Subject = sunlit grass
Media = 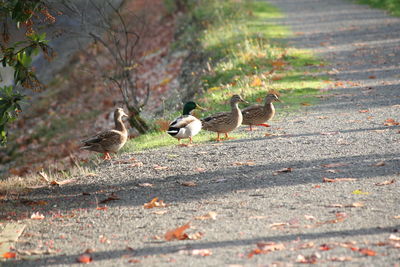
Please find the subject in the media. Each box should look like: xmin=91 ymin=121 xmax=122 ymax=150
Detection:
xmin=358 ymin=0 xmax=400 ymax=16
xmin=122 ymin=130 xmax=245 ymax=153
xmin=123 ymin=0 xmax=328 ymax=153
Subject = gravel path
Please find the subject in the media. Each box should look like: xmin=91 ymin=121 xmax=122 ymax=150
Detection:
xmin=4 ymin=0 xmax=400 ymax=266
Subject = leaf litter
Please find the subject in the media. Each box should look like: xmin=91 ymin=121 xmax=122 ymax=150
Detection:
xmin=143 ymin=197 xmax=167 ymax=209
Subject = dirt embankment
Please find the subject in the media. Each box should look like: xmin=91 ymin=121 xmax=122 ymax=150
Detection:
xmin=0 ymin=0 xmax=205 ymax=178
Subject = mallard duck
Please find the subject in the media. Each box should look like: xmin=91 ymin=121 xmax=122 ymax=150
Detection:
xmin=242 ymin=93 xmax=280 ymax=131
xmin=201 ymin=94 xmax=247 ymax=141
xmin=81 ymin=108 xmax=128 ymax=160
xmin=167 ymin=101 xmax=204 ymax=146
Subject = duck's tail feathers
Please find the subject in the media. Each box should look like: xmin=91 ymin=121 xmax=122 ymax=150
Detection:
xmin=167 ymin=127 xmax=179 ymax=136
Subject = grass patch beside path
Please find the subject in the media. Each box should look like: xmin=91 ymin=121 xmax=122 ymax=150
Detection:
xmin=123 ymin=0 xmax=328 ymax=153
xmin=357 ymin=0 xmax=400 ymax=16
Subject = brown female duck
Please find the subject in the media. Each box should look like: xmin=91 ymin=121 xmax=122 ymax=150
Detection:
xmin=81 ymin=108 xmax=128 ymax=160
xmin=242 ymin=93 xmax=280 ymax=131
xmin=201 ymin=94 xmax=247 ymax=141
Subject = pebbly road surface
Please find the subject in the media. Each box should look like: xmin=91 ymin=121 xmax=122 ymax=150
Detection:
xmin=4 ymin=0 xmax=400 ymax=266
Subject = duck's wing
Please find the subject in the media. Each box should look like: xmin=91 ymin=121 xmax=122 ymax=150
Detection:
xmin=169 ymin=115 xmax=198 ymax=129
xmin=241 ymin=105 xmax=263 ymax=115
xmin=81 ymin=130 xmax=121 ymax=146
xmin=201 ymin=112 xmax=230 ymax=123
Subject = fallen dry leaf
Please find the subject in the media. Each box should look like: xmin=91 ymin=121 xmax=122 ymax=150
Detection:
xmin=99 ymin=193 xmax=120 ymax=204
xmin=384 ymin=118 xmax=400 ymax=126
xmin=130 ymin=162 xmax=144 ymax=167
xmin=2 ymin=252 xmax=16 ymax=259
xmin=153 ymin=165 xmax=168 ymax=170
xmin=180 ymin=181 xmax=197 ymax=187
xmin=375 ymin=179 xmax=395 ymax=186
xmin=272 ymin=167 xmax=292 ymax=175
xmin=31 ymin=212 xmax=45 ymax=220
xmin=301 ymin=102 xmax=311 ymax=106
xmin=187 ymin=232 xmax=204 ymax=240
xmin=143 ymin=197 xmax=166 ymax=209
xmin=190 ymin=249 xmax=212 ymax=256
xmin=232 ymin=161 xmax=255 ymax=166
xmin=247 ymin=242 xmax=285 ymax=258
xmin=269 ymin=222 xmax=288 ymax=229
xmin=250 ymin=76 xmax=262 ymax=87
xmin=352 ymin=189 xmax=369 ymax=195
xmin=389 ymin=234 xmax=400 ymax=241
xmin=152 ymin=210 xmax=168 ymax=215
xmin=373 ymin=161 xmax=385 ymax=167
xmin=296 ymin=253 xmax=321 ymax=264
xmin=138 ymin=183 xmax=153 ymax=187
xmin=165 ymin=223 xmax=190 ymax=241
xmin=322 ymin=163 xmax=347 ymax=168
xmin=318 ymin=244 xmax=331 ymax=251
xmin=127 ymin=259 xmax=141 ymax=263
xmin=358 ymin=248 xmax=376 ymax=256
xmin=195 ymin=212 xmax=217 ymax=221
xmin=297 ymin=242 xmax=315 ymax=249
xmin=304 ymin=215 xmax=316 ymax=221
xmin=17 ymin=248 xmax=58 ymax=256
xmin=323 ymin=177 xmax=357 ymax=183
xmin=50 ymin=179 xmax=76 ymax=186
xmin=328 ymin=256 xmax=352 ymax=262
xmin=76 ymin=253 xmax=93 ymax=263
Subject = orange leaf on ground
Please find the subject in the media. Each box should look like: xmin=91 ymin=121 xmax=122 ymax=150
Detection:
xmin=165 ymin=223 xmax=190 ymax=241
xmin=384 ymin=118 xmax=400 ymax=126
xmin=77 ymin=253 xmax=93 ymax=263
xmin=319 ymin=244 xmax=331 ymax=251
xmin=2 ymin=252 xmax=16 ymax=259
xmin=358 ymin=248 xmax=377 ymax=256
xmin=375 ymin=179 xmax=395 ymax=186
xmin=271 ymin=60 xmax=286 ymax=68
xmin=250 ymin=76 xmax=262 ymax=87
xmin=143 ymin=197 xmax=166 ymax=209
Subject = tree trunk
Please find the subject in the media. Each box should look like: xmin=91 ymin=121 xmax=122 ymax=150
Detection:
xmin=127 ymin=106 xmax=149 ymax=134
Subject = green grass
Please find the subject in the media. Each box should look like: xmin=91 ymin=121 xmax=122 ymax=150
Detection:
xmin=123 ymin=0 xmax=328 ymax=153
xmin=357 ymin=0 xmax=400 ymax=16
